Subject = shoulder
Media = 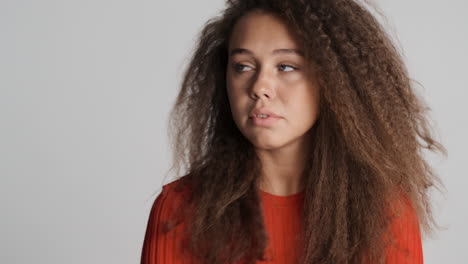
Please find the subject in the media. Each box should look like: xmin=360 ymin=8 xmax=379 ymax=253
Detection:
xmin=162 ymin=176 xmax=190 ymax=193
xmin=388 ymin=191 xmax=419 ymax=227
xmin=162 ymin=176 xmax=192 ymax=203
xmin=384 ymin=191 xmax=424 ymax=263
xmin=150 ymin=176 xmax=193 ymax=222
xmin=141 ymin=176 xmax=194 ymax=263
xmin=385 ymin=190 xmax=421 ymax=238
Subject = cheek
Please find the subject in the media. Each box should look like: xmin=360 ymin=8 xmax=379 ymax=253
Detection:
xmin=226 ymin=85 xmax=246 ymax=120
xmin=286 ymin=85 xmax=320 ymax=121
xmin=226 ymin=79 xmax=238 ymax=103
xmin=227 ymin=85 xmax=240 ymax=106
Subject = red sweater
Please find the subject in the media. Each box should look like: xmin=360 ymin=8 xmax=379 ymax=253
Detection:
xmin=141 ymin=180 xmax=423 ymax=263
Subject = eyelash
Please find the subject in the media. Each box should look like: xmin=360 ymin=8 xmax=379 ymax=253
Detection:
xmin=233 ymin=63 xmax=298 ymax=73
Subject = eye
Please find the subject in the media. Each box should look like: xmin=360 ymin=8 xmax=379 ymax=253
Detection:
xmin=278 ymin=64 xmax=297 ymax=72
xmin=233 ymin=63 xmax=254 ymax=73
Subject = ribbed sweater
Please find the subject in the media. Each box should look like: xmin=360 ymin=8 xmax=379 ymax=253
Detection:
xmin=141 ymin=180 xmax=423 ymax=263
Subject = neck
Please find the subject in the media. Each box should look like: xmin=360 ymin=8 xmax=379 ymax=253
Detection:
xmin=255 ymin=134 xmax=311 ymax=196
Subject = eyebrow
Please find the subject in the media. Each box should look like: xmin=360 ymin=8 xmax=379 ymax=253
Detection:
xmin=229 ymin=48 xmax=304 ymax=57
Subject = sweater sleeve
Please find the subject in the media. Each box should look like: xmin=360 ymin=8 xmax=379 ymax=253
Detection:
xmin=385 ymin=196 xmax=424 ymax=264
xmin=141 ymin=188 xmax=166 ymax=264
xmin=140 ymin=184 xmax=192 ymax=264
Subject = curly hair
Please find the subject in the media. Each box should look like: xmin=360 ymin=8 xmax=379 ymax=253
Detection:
xmin=158 ymin=0 xmax=447 ymax=263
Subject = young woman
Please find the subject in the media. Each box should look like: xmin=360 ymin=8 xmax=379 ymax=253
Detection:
xmin=141 ymin=0 xmax=447 ymax=263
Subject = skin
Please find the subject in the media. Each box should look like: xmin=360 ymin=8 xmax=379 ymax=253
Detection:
xmin=226 ymin=10 xmax=321 ymax=196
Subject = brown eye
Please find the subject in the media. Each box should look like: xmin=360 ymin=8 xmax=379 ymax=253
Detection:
xmin=233 ymin=63 xmax=253 ymax=73
xmin=278 ymin=64 xmax=297 ymax=72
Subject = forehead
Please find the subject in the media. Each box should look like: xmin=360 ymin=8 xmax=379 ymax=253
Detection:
xmin=228 ymin=11 xmax=301 ymax=53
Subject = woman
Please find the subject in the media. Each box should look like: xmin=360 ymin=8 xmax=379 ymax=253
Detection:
xmin=141 ymin=0 xmax=447 ymax=263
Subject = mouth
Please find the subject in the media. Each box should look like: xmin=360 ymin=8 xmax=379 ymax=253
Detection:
xmin=249 ymin=115 xmax=281 ymax=127
xmin=249 ymin=108 xmax=281 ymax=119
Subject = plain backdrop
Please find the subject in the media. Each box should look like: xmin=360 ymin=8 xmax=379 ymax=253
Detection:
xmin=1 ymin=0 xmax=466 ymax=263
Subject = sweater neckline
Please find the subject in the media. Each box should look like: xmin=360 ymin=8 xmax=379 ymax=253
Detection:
xmin=258 ymin=188 xmax=305 ymax=206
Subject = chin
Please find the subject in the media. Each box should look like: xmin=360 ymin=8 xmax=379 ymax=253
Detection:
xmin=250 ymin=138 xmax=286 ymax=151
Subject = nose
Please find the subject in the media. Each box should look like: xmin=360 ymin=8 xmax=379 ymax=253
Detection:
xmin=249 ymin=67 xmax=276 ymax=101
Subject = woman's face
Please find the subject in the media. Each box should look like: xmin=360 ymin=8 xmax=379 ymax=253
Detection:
xmin=226 ymin=10 xmax=321 ymax=152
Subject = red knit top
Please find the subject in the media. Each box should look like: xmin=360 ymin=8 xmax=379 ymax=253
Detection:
xmin=141 ymin=179 xmax=423 ymax=263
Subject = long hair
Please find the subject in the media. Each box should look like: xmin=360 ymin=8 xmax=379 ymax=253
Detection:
xmin=160 ymin=0 xmax=447 ymax=263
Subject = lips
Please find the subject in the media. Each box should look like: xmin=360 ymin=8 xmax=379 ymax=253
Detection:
xmin=249 ymin=108 xmax=281 ymax=119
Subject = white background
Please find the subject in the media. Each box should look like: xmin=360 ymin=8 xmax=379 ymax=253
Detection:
xmin=1 ymin=0 xmax=466 ymax=263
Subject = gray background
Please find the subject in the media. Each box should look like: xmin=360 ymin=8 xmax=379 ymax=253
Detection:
xmin=1 ymin=0 xmax=466 ymax=263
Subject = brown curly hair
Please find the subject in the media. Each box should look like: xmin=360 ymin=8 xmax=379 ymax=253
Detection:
xmin=157 ymin=0 xmax=447 ymax=263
